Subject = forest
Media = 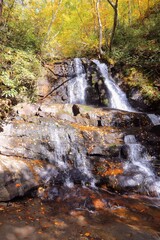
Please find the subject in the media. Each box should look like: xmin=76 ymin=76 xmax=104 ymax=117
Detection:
xmin=0 ymin=0 xmax=160 ymax=112
xmin=0 ymin=2 xmax=160 ymax=239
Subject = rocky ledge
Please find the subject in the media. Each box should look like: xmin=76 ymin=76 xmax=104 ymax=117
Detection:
xmin=0 ymin=102 xmax=159 ymax=201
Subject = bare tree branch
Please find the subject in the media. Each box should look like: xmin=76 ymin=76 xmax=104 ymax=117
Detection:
xmin=95 ymin=0 xmax=103 ymax=56
xmin=42 ymin=0 xmax=63 ymax=47
xmin=106 ymin=0 xmax=115 ymax=9
xmin=106 ymin=0 xmax=118 ymax=52
xmin=40 ymin=65 xmax=77 ymax=101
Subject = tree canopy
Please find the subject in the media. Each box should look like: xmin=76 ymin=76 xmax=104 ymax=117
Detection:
xmin=0 ymin=0 xmax=159 ymax=58
xmin=0 ymin=0 xmax=159 ymax=105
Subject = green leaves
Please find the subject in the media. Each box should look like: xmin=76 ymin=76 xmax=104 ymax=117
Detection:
xmin=0 ymin=45 xmax=40 ymax=102
xmin=2 ymin=89 xmax=18 ymax=98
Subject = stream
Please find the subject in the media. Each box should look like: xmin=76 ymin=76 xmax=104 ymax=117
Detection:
xmin=0 ymin=58 xmax=160 ymax=240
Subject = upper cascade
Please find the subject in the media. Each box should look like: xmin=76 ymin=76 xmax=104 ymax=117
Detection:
xmin=92 ymin=59 xmax=134 ymax=112
xmin=68 ymin=58 xmax=87 ymax=104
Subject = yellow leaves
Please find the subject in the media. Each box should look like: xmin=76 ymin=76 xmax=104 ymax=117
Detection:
xmin=96 ymin=161 xmax=123 ymax=177
xmin=2 ymin=0 xmax=159 ymax=58
xmin=53 ymin=220 xmax=67 ymax=229
xmin=102 ymin=168 xmax=123 ymax=176
xmin=84 ymin=232 xmax=91 ymax=237
xmin=93 ymin=199 xmax=105 ymax=210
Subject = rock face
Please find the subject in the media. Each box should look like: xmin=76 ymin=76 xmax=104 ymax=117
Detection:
xmin=40 ymin=59 xmax=109 ymax=106
xmin=110 ymin=64 xmax=160 ymax=113
xmin=0 ymin=156 xmax=41 ymax=201
xmin=0 ymin=58 xmax=160 ymax=201
xmin=0 ymin=101 xmax=159 ymax=201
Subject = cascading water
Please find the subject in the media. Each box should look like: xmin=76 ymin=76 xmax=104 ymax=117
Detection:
xmin=90 ymin=60 xmax=160 ymax=195
xmin=93 ymin=60 xmax=134 ymax=112
xmin=37 ymin=122 xmax=96 ymax=188
xmin=69 ymin=58 xmax=87 ymax=104
xmin=147 ymin=113 xmax=160 ymax=125
xmin=119 ymin=135 xmax=160 ymax=196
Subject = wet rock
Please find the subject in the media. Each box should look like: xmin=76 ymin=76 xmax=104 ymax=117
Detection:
xmin=150 ymin=125 xmax=160 ymax=137
xmin=0 ymin=103 xmax=126 ymax=200
xmin=38 ymin=59 xmax=110 ymax=106
xmin=69 ymin=169 xmax=85 ymax=184
xmin=120 ymin=145 xmax=129 ymax=159
xmin=0 ymin=101 xmax=160 ymax=200
xmin=0 ymin=156 xmax=40 ymax=201
xmin=72 ymin=104 xmax=80 ymax=116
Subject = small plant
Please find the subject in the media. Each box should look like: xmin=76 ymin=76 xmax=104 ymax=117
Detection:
xmin=0 ymin=45 xmax=41 ymax=102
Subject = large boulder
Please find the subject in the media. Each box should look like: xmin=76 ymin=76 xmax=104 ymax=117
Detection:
xmin=0 ymin=156 xmax=41 ymax=201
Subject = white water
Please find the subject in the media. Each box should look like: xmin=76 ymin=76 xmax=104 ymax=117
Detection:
xmin=120 ymin=135 xmax=160 ymax=195
xmin=147 ymin=114 xmax=160 ymax=125
xmin=39 ymin=123 xmax=96 ymax=188
xmin=69 ymin=58 xmax=87 ymax=104
xmin=93 ymin=60 xmax=134 ymax=112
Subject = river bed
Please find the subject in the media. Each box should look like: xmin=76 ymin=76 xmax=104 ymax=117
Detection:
xmin=0 ymin=187 xmax=160 ymax=240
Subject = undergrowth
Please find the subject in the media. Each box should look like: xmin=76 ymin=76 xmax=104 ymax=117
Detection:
xmin=108 ymin=3 xmax=160 ymax=103
xmin=0 ymin=45 xmax=41 ymax=103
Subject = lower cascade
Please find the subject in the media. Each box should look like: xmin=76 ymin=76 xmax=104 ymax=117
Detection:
xmin=119 ymin=135 xmax=160 ymax=195
xmin=147 ymin=113 xmax=160 ymax=125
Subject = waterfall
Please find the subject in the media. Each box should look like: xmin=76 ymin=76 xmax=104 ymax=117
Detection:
xmin=120 ymin=135 xmax=160 ymax=195
xmin=147 ymin=113 xmax=160 ymax=125
xmin=38 ymin=123 xmax=96 ymax=188
xmin=69 ymin=58 xmax=87 ymax=104
xmin=93 ymin=60 xmax=134 ymax=112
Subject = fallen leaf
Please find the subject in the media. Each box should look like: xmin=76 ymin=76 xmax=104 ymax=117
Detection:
xmin=16 ymin=183 xmax=22 ymax=188
xmin=85 ymin=232 xmax=91 ymax=237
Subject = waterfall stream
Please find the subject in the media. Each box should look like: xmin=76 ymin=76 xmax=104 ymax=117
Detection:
xmin=92 ymin=59 xmax=134 ymax=112
xmin=1 ymin=58 xmax=160 ymax=240
xmin=147 ymin=113 xmax=160 ymax=125
xmin=67 ymin=58 xmax=160 ymax=195
xmin=120 ymin=135 xmax=160 ymax=195
xmin=69 ymin=58 xmax=87 ymax=104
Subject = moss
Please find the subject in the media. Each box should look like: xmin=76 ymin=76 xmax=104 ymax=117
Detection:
xmin=0 ymin=99 xmax=12 ymax=120
xmin=102 ymin=99 xmax=109 ymax=106
xmin=123 ymin=69 xmax=160 ymax=103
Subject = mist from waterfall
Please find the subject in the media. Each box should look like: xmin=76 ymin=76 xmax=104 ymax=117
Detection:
xmin=93 ymin=60 xmax=134 ymax=112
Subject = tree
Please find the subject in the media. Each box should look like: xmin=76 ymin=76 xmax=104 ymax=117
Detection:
xmin=95 ymin=0 xmax=103 ymax=56
xmin=42 ymin=0 xmax=63 ymax=48
xmin=128 ymin=0 xmax=132 ymax=25
xmin=106 ymin=0 xmax=118 ymax=52
xmin=0 ymin=0 xmax=3 ymax=19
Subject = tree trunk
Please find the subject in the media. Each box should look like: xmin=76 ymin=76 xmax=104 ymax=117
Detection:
xmin=4 ymin=0 xmax=15 ymax=27
xmin=42 ymin=0 xmax=63 ymax=47
xmin=147 ymin=0 xmax=150 ymax=12
xmin=0 ymin=0 xmax=3 ymax=19
xmin=95 ymin=0 xmax=103 ymax=56
xmin=107 ymin=0 xmax=118 ymax=53
xmin=128 ymin=0 xmax=132 ymax=25
xmin=137 ymin=0 xmax=142 ymax=19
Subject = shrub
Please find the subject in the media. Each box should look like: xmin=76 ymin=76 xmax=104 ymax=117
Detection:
xmin=0 ymin=45 xmax=41 ymax=102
